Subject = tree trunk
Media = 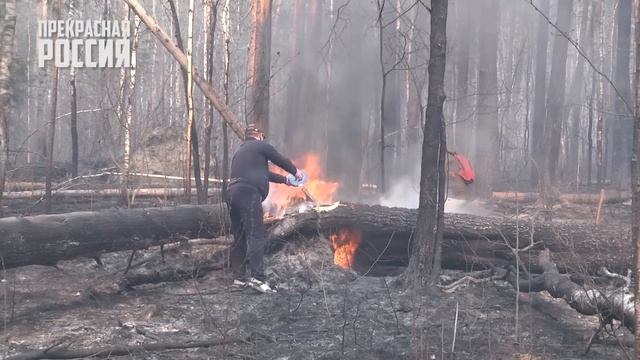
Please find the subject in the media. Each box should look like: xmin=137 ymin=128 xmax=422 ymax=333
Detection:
xmin=452 ymin=0 xmax=471 ymax=155
xmin=69 ymin=68 xmax=78 ymax=178
xmin=632 ymin=0 xmax=640 ymax=351
xmin=246 ymin=0 xmax=272 ymax=133
xmin=122 ymin=15 xmax=141 ymax=207
xmin=0 ymin=0 xmax=17 ymax=210
xmin=221 ymin=0 xmax=232 ymax=198
xmin=123 ymin=0 xmax=245 ymax=139
xmin=540 ymin=0 xmax=572 ymax=208
xmin=611 ymin=0 xmax=633 ymax=185
xmin=566 ymin=1 xmax=590 ymax=185
xmin=68 ymin=0 xmax=79 ymax=179
xmin=474 ymin=0 xmax=499 ymax=197
xmin=530 ymin=0 xmax=549 ymax=187
xmin=0 ymin=204 xmax=229 ymax=268
xmin=405 ymin=0 xmax=448 ymax=288
xmin=45 ymin=0 xmax=62 ymax=213
xmin=202 ymin=0 xmax=218 ymax=205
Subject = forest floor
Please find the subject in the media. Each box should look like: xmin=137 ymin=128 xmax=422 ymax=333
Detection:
xmin=0 ymin=198 xmax=633 ymax=359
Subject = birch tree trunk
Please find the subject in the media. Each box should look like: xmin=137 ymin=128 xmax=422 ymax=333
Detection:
xmin=184 ymin=0 xmax=195 ymax=203
xmin=0 ymin=0 xmax=17 ymax=209
xmin=69 ymin=0 xmax=78 ymax=178
xmin=540 ymin=0 xmax=572 ymax=209
xmin=222 ymin=0 xmax=232 ymax=197
xmin=246 ymin=0 xmax=272 ymax=133
xmin=406 ymin=0 xmax=448 ymax=288
xmin=45 ymin=0 xmax=62 ymax=213
xmin=202 ymin=0 xmax=218 ymax=204
xmin=123 ymin=14 xmax=141 ymax=207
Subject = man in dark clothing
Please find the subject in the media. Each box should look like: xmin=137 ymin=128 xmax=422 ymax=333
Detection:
xmin=227 ymin=124 xmax=302 ymax=293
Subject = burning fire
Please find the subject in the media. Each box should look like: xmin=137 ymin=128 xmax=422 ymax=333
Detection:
xmin=265 ymin=154 xmax=339 ymax=217
xmin=330 ymin=228 xmax=362 ymax=269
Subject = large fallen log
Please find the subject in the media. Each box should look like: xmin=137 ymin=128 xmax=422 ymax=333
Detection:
xmin=2 ymin=187 xmax=220 ymax=200
xmin=265 ymin=204 xmax=631 ymax=274
xmin=0 ymin=203 xmax=629 ymax=274
xmin=492 ymin=190 xmax=630 ymax=204
xmin=0 ymin=204 xmax=228 ymax=268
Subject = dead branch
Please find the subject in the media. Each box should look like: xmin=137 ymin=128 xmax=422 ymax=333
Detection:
xmin=5 ymin=333 xmax=254 ymax=360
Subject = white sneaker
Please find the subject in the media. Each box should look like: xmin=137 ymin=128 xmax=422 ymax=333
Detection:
xmin=246 ymin=277 xmax=277 ymax=293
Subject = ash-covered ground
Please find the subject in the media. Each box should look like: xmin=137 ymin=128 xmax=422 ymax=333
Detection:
xmin=0 ymin=215 xmax=631 ymax=360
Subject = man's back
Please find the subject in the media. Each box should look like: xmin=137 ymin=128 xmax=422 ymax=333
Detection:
xmin=230 ymin=139 xmax=296 ymax=199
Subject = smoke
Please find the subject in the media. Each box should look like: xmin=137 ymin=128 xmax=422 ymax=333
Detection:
xmin=378 ymin=175 xmax=490 ymax=216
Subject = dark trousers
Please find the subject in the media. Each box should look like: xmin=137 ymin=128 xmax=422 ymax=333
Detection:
xmin=227 ymin=184 xmax=266 ymax=281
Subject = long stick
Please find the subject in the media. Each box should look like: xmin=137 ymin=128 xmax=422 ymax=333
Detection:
xmin=122 ymin=0 xmax=245 ymax=139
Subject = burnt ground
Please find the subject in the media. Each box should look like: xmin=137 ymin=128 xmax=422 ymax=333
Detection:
xmin=0 ymin=198 xmax=634 ymax=359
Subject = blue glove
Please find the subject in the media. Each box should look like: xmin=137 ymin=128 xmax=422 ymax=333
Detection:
xmin=286 ymin=170 xmax=308 ymax=187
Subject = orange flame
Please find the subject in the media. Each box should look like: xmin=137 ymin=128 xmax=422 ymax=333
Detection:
xmin=330 ymin=228 xmax=362 ymax=269
xmin=265 ymin=154 xmax=339 ymax=217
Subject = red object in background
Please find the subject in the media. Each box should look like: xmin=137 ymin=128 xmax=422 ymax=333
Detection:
xmin=451 ymin=153 xmax=475 ymax=184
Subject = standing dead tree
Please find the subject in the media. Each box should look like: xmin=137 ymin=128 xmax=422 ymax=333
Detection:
xmin=44 ymin=0 xmax=62 ymax=213
xmin=246 ymin=0 xmax=273 ymax=133
xmin=406 ymin=0 xmax=448 ymax=288
xmin=0 ymin=0 xmax=17 ymax=209
xmin=539 ymin=0 xmax=572 ymax=212
xmin=166 ymin=0 xmax=204 ymax=204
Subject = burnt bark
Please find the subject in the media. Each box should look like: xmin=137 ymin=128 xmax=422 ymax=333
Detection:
xmin=405 ymin=0 xmax=448 ymax=287
xmin=2 ymin=203 xmax=629 ymax=276
xmin=266 ymin=204 xmax=631 ymax=275
xmin=246 ymin=0 xmax=272 ymax=133
xmin=0 ymin=204 xmax=228 ymax=268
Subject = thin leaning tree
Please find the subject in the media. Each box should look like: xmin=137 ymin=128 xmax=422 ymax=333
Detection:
xmin=0 ymin=0 xmax=17 ymax=210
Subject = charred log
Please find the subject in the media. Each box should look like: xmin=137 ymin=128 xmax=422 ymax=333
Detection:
xmin=0 ymin=203 xmax=629 ymax=276
xmin=0 ymin=204 xmax=228 ymax=268
xmin=265 ymin=204 xmax=631 ymax=275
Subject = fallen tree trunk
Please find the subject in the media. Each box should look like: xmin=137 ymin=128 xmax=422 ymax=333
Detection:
xmin=265 ymin=204 xmax=631 ymax=274
xmin=1 ymin=203 xmax=629 ymax=274
xmin=3 ymin=187 xmax=220 ymax=200
xmin=492 ymin=190 xmax=630 ymax=204
xmin=0 ymin=204 xmax=228 ymax=268
xmin=510 ymin=250 xmax=635 ymax=333
xmin=5 ymin=334 xmax=253 ymax=360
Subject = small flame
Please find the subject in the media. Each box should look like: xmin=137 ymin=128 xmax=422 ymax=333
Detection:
xmin=265 ymin=154 xmax=339 ymax=217
xmin=330 ymin=228 xmax=362 ymax=269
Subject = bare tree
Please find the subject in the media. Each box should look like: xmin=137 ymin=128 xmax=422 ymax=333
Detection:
xmin=474 ymin=0 xmax=500 ymax=197
xmin=45 ymin=0 xmax=62 ymax=213
xmin=539 ymin=0 xmax=572 ymax=211
xmin=530 ymin=0 xmax=549 ymax=187
xmin=0 ymin=0 xmax=17 ymax=209
xmin=246 ymin=0 xmax=272 ymax=133
xmin=406 ymin=0 xmax=448 ymax=287
xmin=203 ymin=0 xmax=219 ymax=204
xmin=611 ymin=0 xmax=633 ymax=184
xmin=69 ymin=0 xmax=79 ymax=178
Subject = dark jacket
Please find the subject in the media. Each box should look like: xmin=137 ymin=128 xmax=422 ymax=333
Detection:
xmin=229 ymin=138 xmax=297 ymax=200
